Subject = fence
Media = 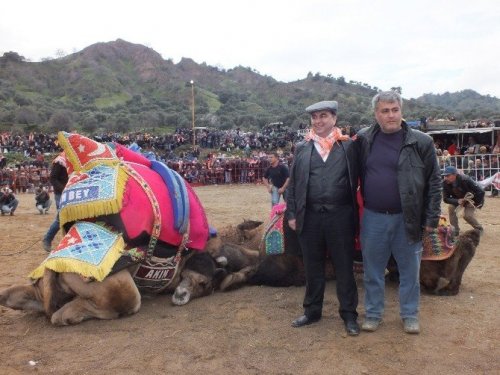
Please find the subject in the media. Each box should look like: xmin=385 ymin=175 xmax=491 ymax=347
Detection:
xmin=0 ymin=166 xmax=51 ymax=193
xmin=2 ymin=153 xmax=498 ymax=192
xmin=439 ymin=154 xmax=499 ymax=183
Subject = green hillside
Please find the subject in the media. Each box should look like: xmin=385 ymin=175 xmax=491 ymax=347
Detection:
xmin=1 ymin=39 xmax=499 ymax=134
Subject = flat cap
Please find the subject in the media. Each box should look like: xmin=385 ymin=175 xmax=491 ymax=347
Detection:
xmin=305 ymin=100 xmax=338 ymax=114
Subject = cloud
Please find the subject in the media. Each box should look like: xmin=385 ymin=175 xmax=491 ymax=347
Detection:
xmin=1 ymin=0 xmax=499 ymax=99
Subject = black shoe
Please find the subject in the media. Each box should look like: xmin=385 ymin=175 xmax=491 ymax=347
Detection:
xmin=344 ymin=319 xmax=360 ymax=336
xmin=291 ymin=315 xmax=320 ymax=328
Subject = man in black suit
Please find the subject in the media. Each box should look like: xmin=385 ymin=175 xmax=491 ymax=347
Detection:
xmin=286 ymin=100 xmax=360 ymax=336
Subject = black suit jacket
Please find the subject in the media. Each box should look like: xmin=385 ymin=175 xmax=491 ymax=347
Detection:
xmin=286 ymin=138 xmax=359 ymax=234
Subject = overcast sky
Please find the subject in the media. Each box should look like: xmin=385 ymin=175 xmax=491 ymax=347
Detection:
xmin=2 ymin=0 xmax=499 ymax=99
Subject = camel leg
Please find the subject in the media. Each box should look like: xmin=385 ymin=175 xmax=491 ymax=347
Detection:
xmin=50 ymin=293 xmax=141 ymax=326
xmin=51 ymin=270 xmax=141 ymax=325
xmin=0 ymin=284 xmax=44 ymax=312
xmin=435 ymin=277 xmax=450 ymax=293
xmin=220 ymin=265 xmax=258 ymax=291
xmin=50 ymin=296 xmax=118 ymax=325
xmin=420 ymin=261 xmax=442 ymax=293
xmin=445 ymin=250 xmax=475 ymax=295
xmin=434 ymin=252 xmax=461 ymax=293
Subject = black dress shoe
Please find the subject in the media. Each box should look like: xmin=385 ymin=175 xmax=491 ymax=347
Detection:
xmin=345 ymin=319 xmax=360 ymax=336
xmin=291 ymin=315 xmax=320 ymax=328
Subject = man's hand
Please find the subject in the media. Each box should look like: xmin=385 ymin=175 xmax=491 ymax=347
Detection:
xmin=288 ymin=219 xmax=296 ymax=231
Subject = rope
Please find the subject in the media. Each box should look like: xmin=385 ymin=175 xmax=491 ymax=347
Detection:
xmin=152 ymin=232 xmax=190 ymax=294
xmin=0 ymin=239 xmax=43 ymax=256
xmin=455 ymin=191 xmax=476 ymax=215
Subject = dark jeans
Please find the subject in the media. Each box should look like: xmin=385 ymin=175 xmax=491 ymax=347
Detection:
xmin=44 ymin=194 xmax=61 ymax=244
xmin=298 ymin=205 xmax=358 ymax=321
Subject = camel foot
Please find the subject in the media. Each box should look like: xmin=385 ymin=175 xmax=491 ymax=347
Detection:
xmin=435 ymin=277 xmax=450 ymax=292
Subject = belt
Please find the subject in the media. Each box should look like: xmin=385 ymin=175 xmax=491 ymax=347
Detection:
xmin=368 ymin=208 xmax=402 ymax=215
xmin=307 ymin=203 xmax=349 ymax=213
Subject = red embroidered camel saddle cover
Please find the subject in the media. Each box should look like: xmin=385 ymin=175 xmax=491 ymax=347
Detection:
xmin=30 ymin=132 xmax=208 ymax=281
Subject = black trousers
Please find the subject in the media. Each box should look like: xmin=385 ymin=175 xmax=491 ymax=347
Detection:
xmin=298 ymin=206 xmax=358 ymax=321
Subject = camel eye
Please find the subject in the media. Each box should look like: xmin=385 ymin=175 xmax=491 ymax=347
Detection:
xmin=200 ymin=278 xmax=212 ymax=288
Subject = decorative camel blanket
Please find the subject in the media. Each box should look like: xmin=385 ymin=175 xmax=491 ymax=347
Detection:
xmin=422 ymin=216 xmax=457 ymax=261
xmin=30 ymin=132 xmax=210 ymax=282
xmin=263 ymin=203 xmax=287 ymax=255
xmin=57 ymin=132 xmax=208 ymax=251
xmin=59 ymin=164 xmax=128 ymax=224
xmin=30 ymin=222 xmax=125 ymax=281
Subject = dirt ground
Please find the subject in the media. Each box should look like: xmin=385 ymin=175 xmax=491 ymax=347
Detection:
xmin=0 ymin=185 xmax=498 ymax=375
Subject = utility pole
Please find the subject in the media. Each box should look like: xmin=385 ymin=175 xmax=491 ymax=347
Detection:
xmin=190 ymin=80 xmax=195 ymax=147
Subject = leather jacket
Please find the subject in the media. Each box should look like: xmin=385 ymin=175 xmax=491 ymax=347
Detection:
xmin=286 ymin=138 xmax=359 ymax=234
xmin=443 ymin=173 xmax=485 ymax=208
xmin=356 ymin=121 xmax=442 ymax=243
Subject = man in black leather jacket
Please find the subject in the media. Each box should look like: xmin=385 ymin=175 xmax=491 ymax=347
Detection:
xmin=356 ymin=91 xmax=441 ymax=334
xmin=287 ymin=100 xmax=360 ymax=336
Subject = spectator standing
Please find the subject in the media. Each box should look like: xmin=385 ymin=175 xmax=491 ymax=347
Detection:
xmin=356 ymin=91 xmax=442 ymax=334
xmin=263 ymin=152 xmax=290 ymax=207
xmin=42 ymin=152 xmax=69 ymax=252
xmin=286 ymin=100 xmax=360 ymax=336
xmin=16 ymin=166 xmax=28 ymax=193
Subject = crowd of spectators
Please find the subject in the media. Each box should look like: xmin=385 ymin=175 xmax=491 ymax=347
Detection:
xmin=1 ymin=126 xmax=499 ymax=192
xmin=91 ymin=125 xmax=301 ymax=159
xmin=434 ymin=135 xmax=500 ymax=183
xmin=0 ymin=126 xmax=302 ymax=191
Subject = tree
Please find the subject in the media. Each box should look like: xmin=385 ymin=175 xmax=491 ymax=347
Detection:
xmin=348 ymin=113 xmax=361 ymax=125
xmin=0 ymin=51 xmax=26 ymax=63
xmin=48 ymin=110 xmax=73 ymax=132
xmin=55 ymin=49 xmax=67 ymax=58
xmin=15 ymin=107 xmax=39 ymax=125
xmin=82 ymin=115 xmax=98 ymax=134
xmin=14 ymin=94 xmax=34 ymax=107
xmin=114 ymin=116 xmax=131 ymax=133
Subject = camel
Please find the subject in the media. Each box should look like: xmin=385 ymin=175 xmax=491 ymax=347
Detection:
xmin=420 ymin=229 xmax=480 ymax=295
xmin=217 ymin=214 xmax=480 ymax=296
xmin=0 ymin=249 xmax=226 ymax=325
xmin=213 ymin=215 xmax=313 ymax=291
xmin=0 ymin=132 xmax=226 ymax=325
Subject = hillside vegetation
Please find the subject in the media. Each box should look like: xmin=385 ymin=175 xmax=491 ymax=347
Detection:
xmin=1 ymin=39 xmax=500 ymax=134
